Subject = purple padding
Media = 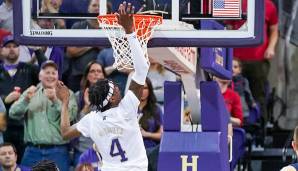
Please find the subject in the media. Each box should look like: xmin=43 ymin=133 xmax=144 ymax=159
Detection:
xmin=200 ymin=81 xmax=229 ymax=132
xmin=200 ymin=47 xmax=233 ymax=80
xmin=163 ymin=81 xmax=182 ymax=131
xmin=158 ymin=132 xmax=229 ymax=171
xmin=200 ymin=81 xmax=230 ymax=170
xmin=231 ymin=128 xmax=246 ymax=170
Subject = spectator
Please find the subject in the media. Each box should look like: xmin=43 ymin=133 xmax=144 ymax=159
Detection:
xmin=0 ymin=28 xmax=10 ymax=64
xmin=97 ymin=48 xmax=130 ymax=97
xmin=0 ymin=98 xmax=6 ymax=144
xmin=77 ymin=144 xmax=101 ymax=171
xmin=147 ymin=60 xmax=176 ymax=104
xmin=9 ymin=61 xmax=78 ymax=171
xmin=0 ymin=0 xmax=13 ymax=32
xmin=64 ymin=0 xmax=102 ymax=92
xmin=76 ymin=163 xmax=94 ymax=171
xmin=39 ymin=0 xmax=66 ymax=29
xmin=0 ymin=143 xmax=30 ymax=171
xmin=32 ymin=160 xmax=59 ymax=171
xmin=73 ymin=61 xmax=105 ymax=166
xmin=32 ymin=17 xmax=65 ymax=78
xmin=281 ymin=126 xmax=298 ymax=171
xmin=231 ymin=58 xmax=257 ymax=119
xmin=138 ymin=78 xmax=163 ymax=150
xmin=0 ymin=35 xmax=39 ymax=161
xmin=215 ymin=77 xmax=243 ymax=127
xmin=59 ymin=0 xmax=112 ymax=28
xmin=0 ymin=28 xmax=10 ymax=44
xmin=228 ymin=0 xmax=278 ymax=126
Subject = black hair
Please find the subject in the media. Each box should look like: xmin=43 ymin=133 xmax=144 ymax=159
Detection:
xmin=139 ymin=78 xmax=159 ymax=131
xmin=0 ymin=142 xmax=17 ymax=154
xmin=89 ymin=79 xmax=113 ymax=112
xmin=32 ymin=160 xmax=59 ymax=171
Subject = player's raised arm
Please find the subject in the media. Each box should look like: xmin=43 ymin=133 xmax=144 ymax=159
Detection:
xmin=116 ymin=2 xmax=149 ymax=100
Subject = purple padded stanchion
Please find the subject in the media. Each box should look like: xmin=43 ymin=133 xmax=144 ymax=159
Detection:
xmin=158 ymin=81 xmax=230 ymax=171
xmin=163 ymin=81 xmax=182 ymax=131
xmin=231 ymin=128 xmax=246 ymax=170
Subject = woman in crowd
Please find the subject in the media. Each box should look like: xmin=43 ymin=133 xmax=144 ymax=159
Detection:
xmin=138 ymin=78 xmax=163 ymax=150
xmin=73 ymin=61 xmax=106 ymax=166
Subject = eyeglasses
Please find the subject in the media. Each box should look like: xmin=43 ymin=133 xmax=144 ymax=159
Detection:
xmin=89 ymin=69 xmax=102 ymax=74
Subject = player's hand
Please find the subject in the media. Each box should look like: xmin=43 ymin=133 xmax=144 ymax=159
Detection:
xmin=56 ymin=81 xmax=70 ymax=104
xmin=24 ymin=86 xmax=37 ymax=102
xmin=264 ymin=47 xmax=275 ymax=60
xmin=118 ymin=68 xmax=133 ymax=75
xmin=116 ymin=2 xmax=135 ymax=34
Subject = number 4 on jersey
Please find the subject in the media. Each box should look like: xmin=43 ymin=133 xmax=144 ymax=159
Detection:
xmin=110 ymin=138 xmax=128 ymax=162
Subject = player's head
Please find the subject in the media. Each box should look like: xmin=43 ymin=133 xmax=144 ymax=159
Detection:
xmin=32 ymin=160 xmax=59 ymax=171
xmin=88 ymin=79 xmax=121 ymax=112
xmin=292 ymin=126 xmax=298 ymax=155
xmin=232 ymin=58 xmax=242 ymax=76
xmin=81 ymin=61 xmax=106 ymax=91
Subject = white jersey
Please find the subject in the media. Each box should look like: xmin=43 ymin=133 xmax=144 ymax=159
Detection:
xmin=76 ymin=90 xmax=148 ymax=171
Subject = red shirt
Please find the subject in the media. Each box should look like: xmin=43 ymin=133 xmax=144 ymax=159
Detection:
xmin=222 ymin=88 xmax=244 ymax=126
xmin=232 ymin=0 xmax=278 ymax=61
xmin=0 ymin=29 xmax=11 ymax=45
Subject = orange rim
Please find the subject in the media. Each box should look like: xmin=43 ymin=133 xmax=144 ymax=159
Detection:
xmin=97 ymin=14 xmax=162 ymax=38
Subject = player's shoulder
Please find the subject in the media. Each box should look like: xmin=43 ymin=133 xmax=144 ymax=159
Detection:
xmin=83 ymin=111 xmax=99 ymax=120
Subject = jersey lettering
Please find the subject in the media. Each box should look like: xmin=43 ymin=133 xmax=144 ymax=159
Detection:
xmin=110 ymin=138 xmax=128 ymax=162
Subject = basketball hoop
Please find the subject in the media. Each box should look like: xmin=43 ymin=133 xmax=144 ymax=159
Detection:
xmin=97 ymin=14 xmax=162 ymax=70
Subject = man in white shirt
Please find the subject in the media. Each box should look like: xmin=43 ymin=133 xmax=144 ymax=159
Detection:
xmin=56 ymin=2 xmax=150 ymax=171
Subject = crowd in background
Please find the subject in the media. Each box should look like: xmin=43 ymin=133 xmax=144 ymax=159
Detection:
xmin=0 ymin=0 xmax=283 ymax=171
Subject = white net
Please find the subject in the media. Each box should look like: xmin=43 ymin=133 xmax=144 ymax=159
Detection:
xmin=98 ymin=15 xmax=162 ymax=70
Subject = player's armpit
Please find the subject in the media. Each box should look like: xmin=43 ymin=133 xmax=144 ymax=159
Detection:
xmin=61 ymin=124 xmax=81 ymax=140
xmin=129 ymin=80 xmax=144 ymax=100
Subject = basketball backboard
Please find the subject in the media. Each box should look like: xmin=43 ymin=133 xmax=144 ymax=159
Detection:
xmin=14 ymin=0 xmax=264 ymax=47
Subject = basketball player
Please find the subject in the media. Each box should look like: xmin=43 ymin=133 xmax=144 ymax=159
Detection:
xmin=56 ymin=2 xmax=149 ymax=171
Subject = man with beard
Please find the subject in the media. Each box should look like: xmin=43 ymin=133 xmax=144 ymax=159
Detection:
xmin=0 ymin=35 xmax=39 ymax=162
xmin=0 ymin=143 xmax=30 ymax=171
